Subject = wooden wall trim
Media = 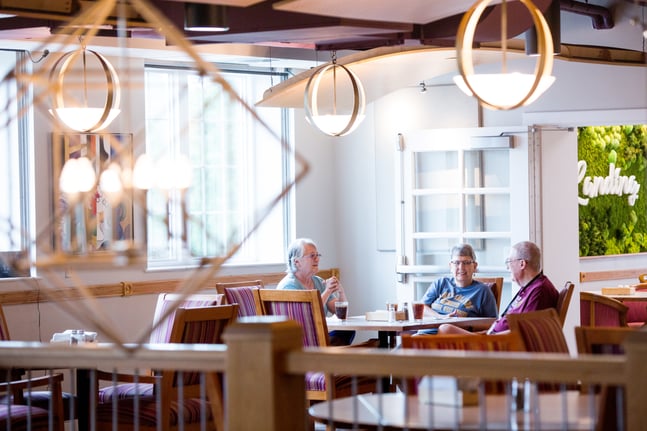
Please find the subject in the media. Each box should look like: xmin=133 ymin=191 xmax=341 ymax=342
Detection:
xmin=579 ymin=268 xmax=645 ymax=283
xmin=0 ymin=272 xmax=286 ymax=306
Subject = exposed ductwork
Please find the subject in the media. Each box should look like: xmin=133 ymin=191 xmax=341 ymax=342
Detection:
xmin=561 ymin=0 xmax=615 ymax=30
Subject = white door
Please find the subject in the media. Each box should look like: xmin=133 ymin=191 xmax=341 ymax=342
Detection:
xmin=395 ymin=126 xmax=533 ymax=307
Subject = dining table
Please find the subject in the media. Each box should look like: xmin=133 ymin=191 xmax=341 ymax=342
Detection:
xmin=590 ymin=289 xmax=647 ymax=302
xmin=326 ymin=315 xmax=496 ymax=348
xmin=309 ymin=390 xmax=597 ymax=430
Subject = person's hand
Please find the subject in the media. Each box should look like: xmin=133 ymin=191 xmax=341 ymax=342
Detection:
xmin=325 ymin=276 xmax=345 ymax=299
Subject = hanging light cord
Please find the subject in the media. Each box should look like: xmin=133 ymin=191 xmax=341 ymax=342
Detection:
xmin=331 ymin=50 xmax=338 ymax=116
xmin=26 ymin=49 xmax=49 ymax=63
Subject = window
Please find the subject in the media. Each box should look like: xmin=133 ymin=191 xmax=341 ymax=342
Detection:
xmin=144 ymin=64 xmax=291 ymax=269
xmin=0 ymin=50 xmax=31 ymax=278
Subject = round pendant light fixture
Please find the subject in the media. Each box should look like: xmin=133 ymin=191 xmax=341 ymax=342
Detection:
xmin=304 ymin=52 xmax=366 ymax=137
xmin=454 ymin=0 xmax=556 ymax=110
xmin=49 ymin=44 xmax=121 ymax=132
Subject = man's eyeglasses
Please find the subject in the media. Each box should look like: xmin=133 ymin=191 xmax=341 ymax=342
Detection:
xmin=450 ymin=260 xmax=475 ymax=266
xmin=505 ymin=258 xmax=524 ymax=267
xmin=302 ymin=253 xmax=322 ymax=260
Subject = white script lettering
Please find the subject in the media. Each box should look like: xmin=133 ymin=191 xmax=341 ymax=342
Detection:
xmin=578 ymin=160 xmax=640 ymax=206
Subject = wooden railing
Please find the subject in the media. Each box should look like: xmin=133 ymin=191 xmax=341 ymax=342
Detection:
xmin=1 ymin=318 xmax=645 ymax=431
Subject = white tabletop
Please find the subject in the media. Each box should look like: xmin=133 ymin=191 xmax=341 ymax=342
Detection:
xmin=326 ymin=315 xmax=495 ymax=332
xmin=309 ymin=391 xmax=596 ymax=430
xmin=583 ymin=290 xmax=647 ymax=302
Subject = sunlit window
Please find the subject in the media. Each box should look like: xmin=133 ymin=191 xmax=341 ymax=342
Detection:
xmin=0 ymin=50 xmax=31 ymax=278
xmin=144 ymin=64 xmax=291 ymax=269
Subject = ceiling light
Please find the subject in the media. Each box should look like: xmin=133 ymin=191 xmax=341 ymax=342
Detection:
xmin=304 ymin=51 xmax=366 ymax=137
xmin=49 ymin=43 xmax=121 ymax=132
xmin=184 ymin=3 xmax=229 ymax=32
xmin=454 ymin=0 xmax=555 ymax=110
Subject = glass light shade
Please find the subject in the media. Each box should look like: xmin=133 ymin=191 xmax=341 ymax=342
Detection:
xmin=453 ymin=73 xmax=556 ymax=109
xmin=133 ymin=154 xmax=155 ymax=190
xmin=49 ymin=107 xmax=121 ymax=133
xmin=59 ymin=157 xmax=96 ymax=195
xmin=99 ymin=163 xmax=124 ymax=205
xmin=308 ymin=114 xmax=367 ymax=137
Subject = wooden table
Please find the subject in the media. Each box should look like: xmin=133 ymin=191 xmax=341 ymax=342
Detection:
xmin=595 ymin=290 xmax=647 ymax=302
xmin=327 ymin=316 xmax=495 ymax=348
xmin=309 ymin=391 xmax=597 ymax=430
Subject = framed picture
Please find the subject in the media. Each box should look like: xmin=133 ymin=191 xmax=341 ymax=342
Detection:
xmin=52 ymin=133 xmax=134 ymax=254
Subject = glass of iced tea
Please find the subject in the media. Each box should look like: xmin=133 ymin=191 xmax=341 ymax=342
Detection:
xmin=335 ymin=301 xmax=349 ymax=321
xmin=412 ymin=301 xmax=425 ymax=321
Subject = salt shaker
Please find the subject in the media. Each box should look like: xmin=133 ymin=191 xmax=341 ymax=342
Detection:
xmin=402 ymin=302 xmax=409 ymax=321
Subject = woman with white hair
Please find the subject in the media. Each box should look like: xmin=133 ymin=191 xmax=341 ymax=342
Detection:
xmin=277 ymin=238 xmax=354 ymax=345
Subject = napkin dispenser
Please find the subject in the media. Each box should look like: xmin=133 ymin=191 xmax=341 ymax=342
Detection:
xmin=417 ymin=376 xmax=479 ymax=406
xmin=51 ymin=329 xmax=97 ymax=344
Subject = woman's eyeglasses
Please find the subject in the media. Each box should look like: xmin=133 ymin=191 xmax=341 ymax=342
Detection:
xmin=303 ymin=253 xmax=322 ymax=260
xmin=450 ymin=260 xmax=474 ymax=266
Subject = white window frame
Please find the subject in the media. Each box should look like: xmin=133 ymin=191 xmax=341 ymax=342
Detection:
xmin=143 ymin=63 xmax=293 ymax=270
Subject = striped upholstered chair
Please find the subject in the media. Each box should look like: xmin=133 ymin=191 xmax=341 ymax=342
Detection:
xmin=579 ymin=291 xmax=628 ymax=327
xmin=258 ymin=289 xmax=377 ymax=403
xmin=0 ymin=303 xmax=76 ymax=424
xmin=0 ymin=372 xmax=65 ymax=431
xmin=96 ymin=293 xmax=224 ymax=404
xmin=95 ymin=304 xmax=238 ymax=431
xmin=215 ymin=280 xmax=264 ymax=317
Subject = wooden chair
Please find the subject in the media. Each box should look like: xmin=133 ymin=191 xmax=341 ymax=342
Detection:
xmin=95 ymin=304 xmax=238 ymax=431
xmin=94 ymin=293 xmax=226 ymax=412
xmin=507 ymin=308 xmax=570 ymax=392
xmin=214 ymin=280 xmax=264 ymax=317
xmin=556 ymin=281 xmax=575 ymax=327
xmin=574 ymin=326 xmax=636 ymax=431
xmin=315 ymin=268 xmax=340 ymax=281
xmin=0 ymin=372 xmax=65 ymax=431
xmin=474 ymin=276 xmax=503 ymax=312
xmin=579 ymin=291 xmax=628 ymax=327
xmin=257 ymin=289 xmax=376 ymax=403
xmin=0 ymin=303 xmax=76 ymax=423
xmin=401 ymin=332 xmax=525 ymax=394
xmin=625 ymin=281 xmax=647 ymax=328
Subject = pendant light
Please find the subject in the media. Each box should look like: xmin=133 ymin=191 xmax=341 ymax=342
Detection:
xmin=453 ymin=0 xmax=556 ymax=110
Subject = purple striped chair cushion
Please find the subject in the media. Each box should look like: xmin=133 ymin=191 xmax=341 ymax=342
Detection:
xmin=305 ymin=372 xmax=376 ymax=396
xmin=264 ymin=302 xmax=320 ymax=347
xmin=580 ymin=302 xmax=625 ymax=327
xmin=0 ymin=404 xmax=51 ymax=431
xmin=96 ymin=397 xmax=212 ymax=427
xmin=224 ymin=287 xmax=259 ymax=317
xmin=97 ymin=383 xmax=155 ymax=403
xmin=626 ymin=302 xmax=647 ymax=327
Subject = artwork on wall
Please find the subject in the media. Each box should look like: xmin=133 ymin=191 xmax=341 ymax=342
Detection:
xmin=578 ymin=124 xmax=647 ymax=257
xmin=52 ymin=133 xmax=134 ymax=254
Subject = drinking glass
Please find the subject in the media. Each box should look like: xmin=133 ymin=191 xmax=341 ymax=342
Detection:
xmin=412 ymin=301 xmax=425 ymax=321
xmin=335 ymin=301 xmax=349 ymax=321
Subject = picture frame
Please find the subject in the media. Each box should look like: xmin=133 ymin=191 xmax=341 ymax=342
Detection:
xmin=51 ymin=133 xmax=134 ymax=254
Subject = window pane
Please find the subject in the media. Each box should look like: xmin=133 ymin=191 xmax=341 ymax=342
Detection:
xmin=144 ymin=65 xmax=289 ymax=268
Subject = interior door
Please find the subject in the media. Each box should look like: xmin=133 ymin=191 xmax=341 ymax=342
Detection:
xmin=395 ymin=126 xmax=532 ymax=305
